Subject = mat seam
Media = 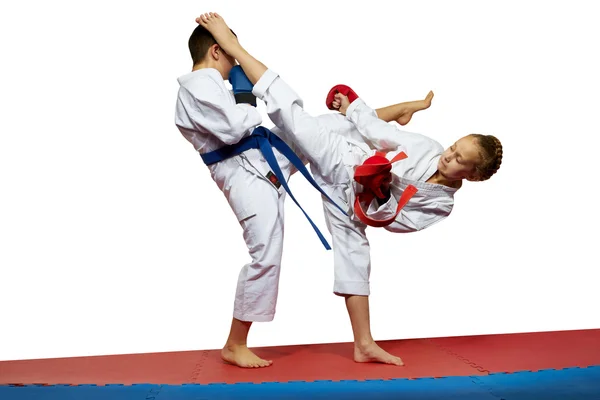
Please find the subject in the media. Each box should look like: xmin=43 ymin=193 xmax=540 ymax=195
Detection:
xmin=188 ymin=350 xmax=209 ymax=384
xmin=424 ymin=339 xmax=491 ymax=374
xmin=3 ymin=367 xmax=600 ymax=388
xmin=470 ymin=376 xmax=505 ymax=400
xmin=145 ymin=384 xmax=163 ymax=399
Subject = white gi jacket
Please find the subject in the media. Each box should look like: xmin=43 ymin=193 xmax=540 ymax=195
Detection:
xmin=341 ymin=99 xmax=458 ymax=233
xmin=174 ymin=68 xmax=288 ymax=222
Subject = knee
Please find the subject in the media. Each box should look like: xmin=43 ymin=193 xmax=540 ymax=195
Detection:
xmin=331 ymin=239 xmax=371 ymax=283
xmin=246 ymin=227 xmax=284 ymax=267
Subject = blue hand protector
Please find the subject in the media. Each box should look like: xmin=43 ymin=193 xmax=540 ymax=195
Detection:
xmin=229 ymin=65 xmax=256 ymax=106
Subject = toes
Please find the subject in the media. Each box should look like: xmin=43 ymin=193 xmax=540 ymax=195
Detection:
xmin=256 ymin=359 xmax=272 ymax=368
xmin=197 ymin=12 xmax=219 ymax=26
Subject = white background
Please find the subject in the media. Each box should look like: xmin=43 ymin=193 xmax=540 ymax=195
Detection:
xmin=1 ymin=0 xmax=599 ymax=361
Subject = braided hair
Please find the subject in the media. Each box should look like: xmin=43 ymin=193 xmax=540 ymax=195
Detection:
xmin=471 ymin=134 xmax=503 ymax=181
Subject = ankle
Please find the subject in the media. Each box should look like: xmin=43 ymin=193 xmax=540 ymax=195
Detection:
xmin=229 ymin=46 xmax=249 ymax=63
xmin=354 ymin=337 xmax=376 ymax=349
xmin=224 ymin=341 xmax=247 ymax=350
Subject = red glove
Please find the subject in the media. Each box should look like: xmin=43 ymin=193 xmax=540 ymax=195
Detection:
xmin=353 ymin=151 xmax=419 ymax=228
xmin=325 ymin=84 xmax=360 ymax=110
xmin=354 ymin=153 xmax=392 ymax=199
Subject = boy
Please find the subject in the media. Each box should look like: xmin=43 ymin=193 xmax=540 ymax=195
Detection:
xmin=176 ymin=20 xmax=350 ymax=368
xmin=174 ymin=23 xmax=293 ymax=368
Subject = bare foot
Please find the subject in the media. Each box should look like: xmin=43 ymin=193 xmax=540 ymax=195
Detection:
xmin=354 ymin=341 xmax=404 ymax=366
xmin=221 ymin=344 xmax=273 ymax=368
xmin=195 ymin=12 xmax=240 ymax=56
xmin=397 ymin=91 xmax=434 ymax=125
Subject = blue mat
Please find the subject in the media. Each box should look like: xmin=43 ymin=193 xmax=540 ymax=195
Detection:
xmin=0 ymin=384 xmax=157 ymax=400
xmin=156 ymin=377 xmax=498 ymax=400
xmin=1 ymin=366 xmax=599 ymax=399
xmin=477 ymin=366 xmax=600 ymax=400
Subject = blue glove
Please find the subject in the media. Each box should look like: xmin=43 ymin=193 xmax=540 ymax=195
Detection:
xmin=228 ymin=65 xmax=257 ymax=107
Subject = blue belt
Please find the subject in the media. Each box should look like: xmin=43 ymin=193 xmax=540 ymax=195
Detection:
xmin=201 ymin=126 xmax=347 ymax=250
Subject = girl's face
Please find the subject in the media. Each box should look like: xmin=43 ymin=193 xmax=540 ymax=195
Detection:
xmin=438 ymin=135 xmax=483 ymax=181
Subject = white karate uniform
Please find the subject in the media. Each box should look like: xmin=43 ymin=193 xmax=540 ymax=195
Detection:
xmin=174 ymin=67 xmax=296 ymax=322
xmin=252 ymin=69 xmax=458 ymax=296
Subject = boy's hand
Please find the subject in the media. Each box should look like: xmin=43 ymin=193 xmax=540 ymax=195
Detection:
xmin=229 ymin=65 xmax=257 ymax=106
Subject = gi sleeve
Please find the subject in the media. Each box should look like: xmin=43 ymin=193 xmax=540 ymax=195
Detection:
xmin=182 ymin=77 xmax=263 ymax=145
xmin=382 ymin=199 xmax=453 ymax=233
xmin=366 ymin=193 xmax=396 ymax=218
xmin=360 ymin=196 xmax=417 ymax=233
xmin=344 ymin=99 xmax=404 ymax=152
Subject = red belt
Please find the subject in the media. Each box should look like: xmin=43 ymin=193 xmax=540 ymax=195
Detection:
xmin=353 ymin=151 xmax=418 ymax=227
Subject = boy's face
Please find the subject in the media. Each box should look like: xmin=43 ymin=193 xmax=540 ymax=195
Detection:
xmin=437 ymin=135 xmax=482 ymax=181
xmin=219 ymin=49 xmax=237 ymax=79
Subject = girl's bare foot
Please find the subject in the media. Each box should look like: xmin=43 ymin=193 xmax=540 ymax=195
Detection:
xmin=195 ymin=12 xmax=240 ymax=56
xmin=354 ymin=340 xmax=404 ymax=366
xmin=397 ymin=91 xmax=434 ymax=125
xmin=221 ymin=344 xmax=273 ymax=368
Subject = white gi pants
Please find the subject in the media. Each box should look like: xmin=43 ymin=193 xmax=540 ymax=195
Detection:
xmin=211 ymin=149 xmax=289 ymax=323
xmin=254 ymin=71 xmax=374 ymax=297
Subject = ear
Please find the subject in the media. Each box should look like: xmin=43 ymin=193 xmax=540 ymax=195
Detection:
xmin=464 ymin=170 xmax=481 ymax=182
xmin=208 ymin=43 xmax=221 ymax=60
xmin=466 ymin=173 xmax=484 ymax=182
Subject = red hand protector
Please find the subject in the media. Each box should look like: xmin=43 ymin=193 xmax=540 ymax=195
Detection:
xmin=354 ymin=153 xmax=392 ymax=199
xmin=353 ymin=151 xmax=418 ymax=227
xmin=326 ymin=84 xmax=360 ymax=110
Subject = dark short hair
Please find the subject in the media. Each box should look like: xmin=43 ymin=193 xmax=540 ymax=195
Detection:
xmin=188 ymin=25 xmax=237 ymax=65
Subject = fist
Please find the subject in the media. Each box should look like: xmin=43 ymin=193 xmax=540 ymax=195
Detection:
xmin=332 ymin=93 xmax=351 ymax=115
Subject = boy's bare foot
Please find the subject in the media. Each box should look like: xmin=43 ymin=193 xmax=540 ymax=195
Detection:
xmin=195 ymin=12 xmax=240 ymax=56
xmin=354 ymin=340 xmax=404 ymax=366
xmin=397 ymin=91 xmax=434 ymax=125
xmin=221 ymin=344 xmax=273 ymax=368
